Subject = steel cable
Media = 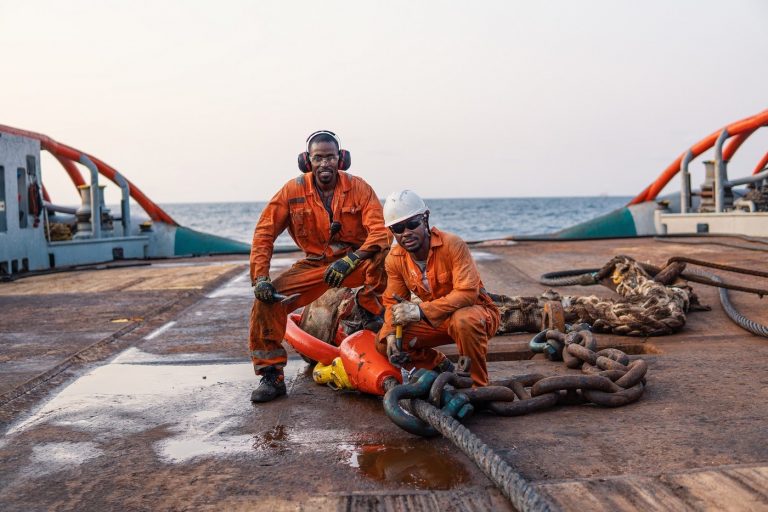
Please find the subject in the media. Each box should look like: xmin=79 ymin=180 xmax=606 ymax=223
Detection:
xmin=690 ymin=269 xmax=768 ymax=337
xmin=411 ymin=398 xmax=559 ymax=512
xmin=538 ymin=268 xmax=599 ymax=287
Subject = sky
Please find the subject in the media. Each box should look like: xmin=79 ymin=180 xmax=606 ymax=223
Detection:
xmin=1 ymin=0 xmax=767 ymax=206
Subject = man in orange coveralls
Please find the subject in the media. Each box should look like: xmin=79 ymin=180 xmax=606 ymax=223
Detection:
xmin=376 ymin=190 xmax=500 ymax=387
xmin=249 ymin=130 xmax=390 ymax=403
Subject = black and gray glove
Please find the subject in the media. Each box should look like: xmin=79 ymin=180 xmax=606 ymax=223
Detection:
xmin=253 ymin=276 xmax=277 ymax=303
xmin=323 ymin=252 xmax=360 ymax=288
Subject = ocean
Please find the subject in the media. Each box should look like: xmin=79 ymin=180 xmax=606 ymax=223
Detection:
xmin=161 ymin=197 xmax=631 ymax=247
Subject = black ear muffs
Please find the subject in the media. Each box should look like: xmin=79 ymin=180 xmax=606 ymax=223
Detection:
xmin=296 ymin=149 xmax=352 ymax=173
xmin=338 ymin=149 xmax=351 ymax=171
xmin=297 ymin=152 xmax=312 ymax=173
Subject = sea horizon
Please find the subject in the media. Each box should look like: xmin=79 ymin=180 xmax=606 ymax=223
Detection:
xmin=157 ymin=196 xmax=633 ymax=245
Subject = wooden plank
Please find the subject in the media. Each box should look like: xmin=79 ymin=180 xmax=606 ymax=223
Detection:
xmin=538 ymin=465 xmax=768 ymax=512
xmin=539 ymin=476 xmax=690 ymax=512
xmin=0 ymin=263 xmax=240 ymax=295
xmin=665 ymin=466 xmax=768 ymax=511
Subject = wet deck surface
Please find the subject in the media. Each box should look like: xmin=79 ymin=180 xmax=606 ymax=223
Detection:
xmin=1 ymin=237 xmax=767 ymax=511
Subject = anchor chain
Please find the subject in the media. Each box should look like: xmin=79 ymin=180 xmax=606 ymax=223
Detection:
xmin=383 ymin=324 xmax=646 ymax=511
xmin=384 ymin=323 xmax=647 ymax=434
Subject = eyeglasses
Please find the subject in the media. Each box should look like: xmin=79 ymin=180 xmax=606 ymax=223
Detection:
xmin=310 ymin=154 xmax=339 ymax=164
xmin=389 ymin=216 xmax=423 ymax=235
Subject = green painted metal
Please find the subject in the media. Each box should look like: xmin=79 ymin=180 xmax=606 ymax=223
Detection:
xmin=173 ymin=226 xmax=250 ymax=256
xmin=550 ymin=206 xmax=638 ymax=239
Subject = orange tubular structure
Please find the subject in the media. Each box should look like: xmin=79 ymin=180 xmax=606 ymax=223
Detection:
xmin=723 ymin=128 xmax=756 ymax=162
xmin=283 ymin=313 xmax=401 ymax=396
xmin=0 ymin=124 xmax=177 ymax=225
xmin=753 ymin=152 xmax=768 ymax=175
xmin=629 ymin=109 xmax=768 ymax=205
xmin=339 ymin=330 xmax=401 ymax=395
xmin=284 ymin=313 xmax=340 ymax=365
xmin=52 ymin=153 xmax=86 ymax=188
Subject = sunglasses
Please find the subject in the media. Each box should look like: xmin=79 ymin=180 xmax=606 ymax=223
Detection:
xmin=389 ymin=216 xmax=423 ymax=235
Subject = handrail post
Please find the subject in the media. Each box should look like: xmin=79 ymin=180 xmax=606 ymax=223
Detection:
xmin=79 ymin=155 xmax=101 ymax=239
xmin=713 ymin=129 xmax=729 ymax=213
xmin=680 ymin=150 xmax=694 ymax=214
xmin=113 ymin=170 xmax=131 ymax=236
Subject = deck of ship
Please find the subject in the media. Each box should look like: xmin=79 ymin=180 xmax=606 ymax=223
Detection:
xmin=1 ymin=237 xmax=766 ymax=511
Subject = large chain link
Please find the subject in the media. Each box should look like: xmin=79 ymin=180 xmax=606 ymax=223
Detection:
xmin=384 ymin=324 xmax=648 ymax=437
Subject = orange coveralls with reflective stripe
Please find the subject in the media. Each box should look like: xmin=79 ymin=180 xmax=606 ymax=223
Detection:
xmin=377 ymin=228 xmax=500 ymax=386
xmin=249 ymin=171 xmax=390 ymax=373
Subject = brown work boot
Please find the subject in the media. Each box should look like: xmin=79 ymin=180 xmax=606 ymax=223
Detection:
xmin=250 ymin=368 xmax=286 ymax=403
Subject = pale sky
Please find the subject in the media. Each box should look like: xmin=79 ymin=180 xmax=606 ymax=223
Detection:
xmin=1 ymin=0 xmax=767 ymax=206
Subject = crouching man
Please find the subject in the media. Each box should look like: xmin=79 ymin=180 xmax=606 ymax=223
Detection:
xmin=376 ymin=190 xmax=500 ymax=386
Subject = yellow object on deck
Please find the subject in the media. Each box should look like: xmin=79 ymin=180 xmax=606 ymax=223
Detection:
xmin=312 ymin=357 xmax=354 ymax=390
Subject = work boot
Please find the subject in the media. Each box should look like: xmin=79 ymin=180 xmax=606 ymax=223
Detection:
xmin=250 ymin=368 xmax=286 ymax=403
xmin=433 ymin=358 xmax=455 ymax=374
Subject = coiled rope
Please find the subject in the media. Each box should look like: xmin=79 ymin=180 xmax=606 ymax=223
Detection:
xmin=538 ymin=257 xmax=768 ymax=338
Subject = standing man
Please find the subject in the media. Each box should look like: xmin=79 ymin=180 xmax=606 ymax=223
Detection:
xmin=377 ymin=190 xmax=499 ymax=387
xmin=249 ymin=130 xmax=390 ymax=403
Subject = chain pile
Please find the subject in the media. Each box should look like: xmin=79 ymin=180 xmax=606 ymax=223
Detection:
xmin=383 ymin=324 xmax=647 ymax=511
xmin=384 ymin=325 xmax=647 ymax=432
xmin=565 ymin=256 xmax=693 ymax=336
xmin=494 ymin=255 xmax=702 ymax=336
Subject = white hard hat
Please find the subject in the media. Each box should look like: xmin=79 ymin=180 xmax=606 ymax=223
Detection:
xmin=383 ymin=190 xmax=428 ymax=227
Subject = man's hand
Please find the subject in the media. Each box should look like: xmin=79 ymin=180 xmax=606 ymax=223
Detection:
xmin=391 ymin=301 xmax=422 ymax=326
xmin=386 ymin=333 xmax=411 ymax=365
xmin=323 ymin=252 xmax=360 ymax=288
xmin=253 ymin=276 xmax=277 ymax=303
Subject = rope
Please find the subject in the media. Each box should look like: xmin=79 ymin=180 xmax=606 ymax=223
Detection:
xmin=411 ymin=398 xmax=559 ymax=512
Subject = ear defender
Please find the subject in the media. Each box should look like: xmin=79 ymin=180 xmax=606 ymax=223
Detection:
xmin=338 ymin=149 xmax=351 ymax=171
xmin=297 ymin=130 xmax=352 ymax=172
xmin=297 ymin=152 xmax=312 ymax=173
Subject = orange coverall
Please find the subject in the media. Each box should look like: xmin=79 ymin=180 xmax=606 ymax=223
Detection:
xmin=249 ymin=171 xmax=390 ymax=373
xmin=377 ymin=228 xmax=500 ymax=386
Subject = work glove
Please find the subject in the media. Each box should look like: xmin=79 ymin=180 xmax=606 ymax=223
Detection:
xmin=391 ymin=301 xmax=422 ymax=326
xmin=385 ymin=333 xmax=411 ymax=366
xmin=323 ymin=252 xmax=360 ymax=288
xmin=253 ymin=276 xmax=278 ymax=303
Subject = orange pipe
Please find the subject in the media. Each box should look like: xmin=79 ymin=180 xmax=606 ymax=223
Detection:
xmin=53 ymin=153 xmax=86 ymax=188
xmin=723 ymin=128 xmax=756 ymax=162
xmin=0 ymin=124 xmax=177 ymax=225
xmin=629 ymin=109 xmax=768 ymax=204
xmin=339 ymin=330 xmax=401 ymax=395
xmin=284 ymin=313 xmax=401 ymax=395
xmin=754 ymin=151 xmax=768 ymax=175
xmin=284 ymin=313 xmax=340 ymax=365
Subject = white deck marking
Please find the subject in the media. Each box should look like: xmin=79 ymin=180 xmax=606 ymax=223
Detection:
xmin=144 ymin=321 xmax=177 ymax=340
xmin=205 ymin=271 xmax=250 ymax=298
xmin=470 ymin=250 xmax=500 ymax=261
xmin=205 ymin=256 xmax=297 ymax=299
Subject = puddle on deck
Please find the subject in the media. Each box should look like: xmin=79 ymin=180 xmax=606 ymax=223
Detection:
xmin=6 ymin=349 xmax=302 ymax=467
xmin=341 ymin=439 xmax=471 ymax=490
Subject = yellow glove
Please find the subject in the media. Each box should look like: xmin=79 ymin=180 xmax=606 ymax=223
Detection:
xmin=323 ymin=252 xmax=360 ymax=287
